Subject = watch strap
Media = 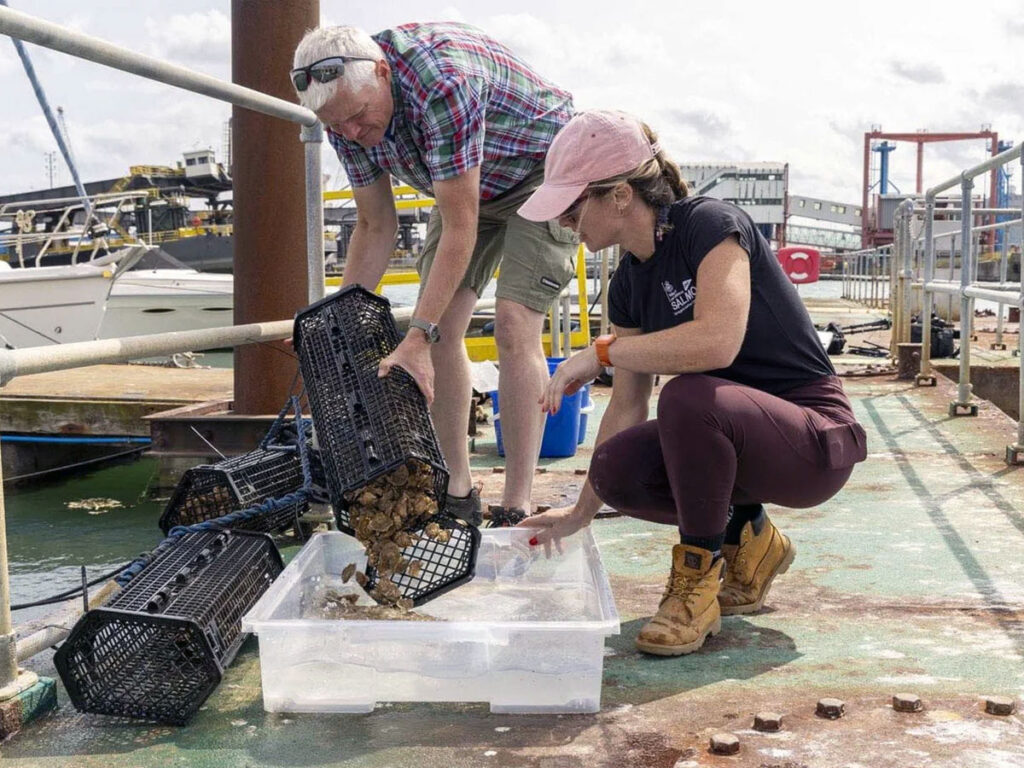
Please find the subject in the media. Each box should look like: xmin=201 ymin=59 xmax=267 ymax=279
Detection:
xmin=595 ymin=334 xmax=617 ymax=367
xmin=408 ymin=317 xmax=440 ymax=343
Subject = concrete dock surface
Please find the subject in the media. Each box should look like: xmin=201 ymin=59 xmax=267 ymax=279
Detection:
xmin=4 ymin=299 xmax=1024 ymax=767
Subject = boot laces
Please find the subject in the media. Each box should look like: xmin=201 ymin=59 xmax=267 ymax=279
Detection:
xmin=663 ymin=570 xmax=702 ymax=605
xmin=732 ymin=532 xmax=757 ymax=575
xmin=734 ymin=549 xmax=747 ymax=573
xmin=733 ymin=526 xmax=770 ymax=580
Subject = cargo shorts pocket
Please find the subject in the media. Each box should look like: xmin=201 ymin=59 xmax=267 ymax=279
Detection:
xmin=547 ymin=220 xmax=580 ymax=245
xmin=818 ymin=423 xmax=868 ymax=470
xmin=533 ymin=221 xmax=577 ymax=297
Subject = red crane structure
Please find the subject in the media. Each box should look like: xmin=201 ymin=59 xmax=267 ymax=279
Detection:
xmin=862 ymin=129 xmax=1000 ymax=248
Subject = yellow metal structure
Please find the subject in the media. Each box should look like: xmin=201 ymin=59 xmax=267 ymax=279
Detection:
xmin=325 ymin=270 xmax=421 ymax=293
xmin=324 ymin=246 xmax=591 ymax=362
xmin=324 ymin=185 xmax=435 ymax=211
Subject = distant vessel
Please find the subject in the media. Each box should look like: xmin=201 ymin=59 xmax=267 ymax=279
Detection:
xmin=0 ymin=245 xmax=146 ymax=348
xmin=0 ymin=151 xmax=431 ymax=274
xmin=0 ymin=151 xmax=234 ymax=272
xmin=100 ymin=268 xmax=234 ymax=340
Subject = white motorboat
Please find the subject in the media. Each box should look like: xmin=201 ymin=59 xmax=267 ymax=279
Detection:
xmin=0 ymin=245 xmax=147 ymax=348
xmin=99 ymin=268 xmax=234 ymax=339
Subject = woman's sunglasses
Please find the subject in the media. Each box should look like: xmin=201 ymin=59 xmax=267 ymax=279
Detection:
xmin=562 ymin=191 xmax=592 ymax=226
xmin=290 ymin=56 xmax=377 ymax=92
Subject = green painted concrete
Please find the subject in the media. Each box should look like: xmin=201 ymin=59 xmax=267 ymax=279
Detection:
xmin=0 ymin=677 xmax=57 ymax=740
xmin=6 ymin=318 xmax=1024 ymax=766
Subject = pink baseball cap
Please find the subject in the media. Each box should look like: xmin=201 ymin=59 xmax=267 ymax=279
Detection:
xmin=519 ymin=110 xmax=659 ymax=222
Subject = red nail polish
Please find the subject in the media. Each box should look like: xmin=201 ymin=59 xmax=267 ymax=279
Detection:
xmin=529 ymin=537 xmax=538 ymax=547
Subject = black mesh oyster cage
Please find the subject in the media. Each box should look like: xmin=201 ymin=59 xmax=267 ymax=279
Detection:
xmin=293 ymin=286 xmax=450 ymax=520
xmin=294 ymin=286 xmax=478 ymax=603
xmin=54 ymin=530 xmax=283 ymax=725
xmin=158 ymin=431 xmax=321 ymax=535
xmin=365 ymin=512 xmax=481 ymax=607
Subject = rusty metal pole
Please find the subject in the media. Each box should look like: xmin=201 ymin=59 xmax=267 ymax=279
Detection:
xmin=231 ymin=0 xmax=319 ymax=414
xmin=862 ymin=133 xmax=871 ymax=248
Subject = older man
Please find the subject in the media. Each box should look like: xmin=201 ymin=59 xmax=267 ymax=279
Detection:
xmin=291 ymin=23 xmax=577 ymax=525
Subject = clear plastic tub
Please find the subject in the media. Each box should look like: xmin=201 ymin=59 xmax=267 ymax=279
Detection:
xmin=242 ymin=528 xmax=620 ymax=714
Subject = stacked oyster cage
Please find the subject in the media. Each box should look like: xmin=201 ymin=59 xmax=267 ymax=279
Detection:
xmin=293 ymin=285 xmax=480 ymax=606
xmin=158 ymin=436 xmax=313 ymax=535
xmin=54 ymin=530 xmax=283 ymax=725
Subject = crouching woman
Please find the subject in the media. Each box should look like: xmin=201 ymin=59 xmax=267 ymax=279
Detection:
xmin=516 ymin=110 xmax=866 ymax=656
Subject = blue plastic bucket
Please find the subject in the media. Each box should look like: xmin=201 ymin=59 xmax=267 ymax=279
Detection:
xmin=491 ymin=358 xmax=583 ymax=459
xmin=578 ymin=384 xmax=593 ymax=445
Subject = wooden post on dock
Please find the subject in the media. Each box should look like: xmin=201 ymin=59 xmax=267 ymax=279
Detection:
xmin=231 ymin=0 xmax=320 ymax=414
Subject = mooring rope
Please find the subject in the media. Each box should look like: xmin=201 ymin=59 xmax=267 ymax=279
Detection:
xmin=115 ymin=396 xmax=318 ymax=588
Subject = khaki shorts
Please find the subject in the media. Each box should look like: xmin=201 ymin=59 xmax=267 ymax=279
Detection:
xmin=417 ymin=166 xmax=578 ymax=313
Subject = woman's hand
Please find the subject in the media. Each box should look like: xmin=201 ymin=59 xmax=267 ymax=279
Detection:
xmin=539 ymin=346 xmax=603 ymax=415
xmin=516 ymin=505 xmax=593 ymax=558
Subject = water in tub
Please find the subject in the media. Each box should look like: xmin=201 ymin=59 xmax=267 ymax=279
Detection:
xmin=276 ymin=540 xmax=605 ymax=705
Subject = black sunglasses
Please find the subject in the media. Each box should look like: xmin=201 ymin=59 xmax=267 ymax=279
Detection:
xmin=290 ymin=56 xmax=377 ymax=92
xmin=562 ymin=191 xmax=592 ymax=224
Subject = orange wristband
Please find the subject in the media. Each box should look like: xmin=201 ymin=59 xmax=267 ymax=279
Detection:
xmin=595 ymin=334 xmax=617 ymax=367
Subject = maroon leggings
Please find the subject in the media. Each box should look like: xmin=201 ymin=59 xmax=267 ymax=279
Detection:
xmin=588 ymin=374 xmax=866 ymax=537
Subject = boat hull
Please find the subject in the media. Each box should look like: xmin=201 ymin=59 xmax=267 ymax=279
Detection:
xmin=0 ymin=263 xmax=114 ymax=347
xmin=100 ymin=270 xmax=234 ymax=339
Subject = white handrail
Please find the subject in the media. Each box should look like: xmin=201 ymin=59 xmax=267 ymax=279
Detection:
xmin=0 ymin=6 xmax=316 ymax=126
xmin=0 ymin=5 xmax=328 ymax=689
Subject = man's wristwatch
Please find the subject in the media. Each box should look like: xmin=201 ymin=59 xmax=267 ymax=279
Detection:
xmin=595 ymin=333 xmax=617 ymax=367
xmin=408 ymin=317 xmax=441 ymax=344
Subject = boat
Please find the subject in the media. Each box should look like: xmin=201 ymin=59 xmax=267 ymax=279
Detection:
xmin=0 ymin=154 xmax=234 ymax=271
xmin=100 ymin=267 xmax=234 ymax=339
xmin=0 ymin=245 xmax=147 ymax=348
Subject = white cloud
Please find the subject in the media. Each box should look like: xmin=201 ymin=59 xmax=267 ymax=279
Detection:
xmin=890 ymin=61 xmax=946 ymax=85
xmin=0 ymin=40 xmax=17 ymax=76
xmin=2 ymin=0 xmax=1023 ymax=205
xmin=143 ymin=10 xmax=231 ymax=70
xmin=435 ymin=6 xmax=468 ymax=23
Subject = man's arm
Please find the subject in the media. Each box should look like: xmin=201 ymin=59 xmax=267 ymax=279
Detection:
xmin=411 ymin=167 xmax=481 ymax=325
xmin=342 ymin=174 xmax=399 ymax=290
xmin=375 ymin=167 xmax=480 ymax=402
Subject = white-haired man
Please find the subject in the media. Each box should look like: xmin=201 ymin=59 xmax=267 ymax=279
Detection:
xmin=291 ymin=23 xmax=577 ymax=526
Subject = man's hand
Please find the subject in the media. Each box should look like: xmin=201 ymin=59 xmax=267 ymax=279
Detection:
xmin=379 ymin=332 xmax=435 ymax=404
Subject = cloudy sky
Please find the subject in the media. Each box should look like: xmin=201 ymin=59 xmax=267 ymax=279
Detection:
xmin=2 ymin=0 xmax=1022 ymax=204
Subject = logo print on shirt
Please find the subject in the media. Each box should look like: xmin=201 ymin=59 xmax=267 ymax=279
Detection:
xmin=662 ymin=279 xmax=696 ymax=316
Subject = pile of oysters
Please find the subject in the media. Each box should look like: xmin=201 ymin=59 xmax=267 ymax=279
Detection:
xmin=340 ymin=460 xmax=451 ymax=610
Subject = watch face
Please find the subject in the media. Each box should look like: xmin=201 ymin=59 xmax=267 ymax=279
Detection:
xmin=411 ymin=319 xmax=441 ymax=343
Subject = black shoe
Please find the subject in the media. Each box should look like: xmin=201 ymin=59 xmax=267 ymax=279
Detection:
xmin=445 ymin=487 xmax=482 ymax=526
xmin=486 ymin=505 xmax=527 ymax=528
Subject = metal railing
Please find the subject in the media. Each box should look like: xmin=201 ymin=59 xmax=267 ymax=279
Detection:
xmin=0 ymin=5 xmax=326 ymax=692
xmin=0 ymin=4 xmax=324 ymax=303
xmin=0 ymin=191 xmax=153 ymax=265
xmin=841 ymin=246 xmax=893 ymax=309
xmin=886 ymin=144 xmax=1024 ymax=467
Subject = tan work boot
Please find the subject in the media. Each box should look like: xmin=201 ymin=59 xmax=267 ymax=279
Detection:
xmin=635 ymin=544 xmax=724 ymax=656
xmin=719 ymin=514 xmax=796 ymax=616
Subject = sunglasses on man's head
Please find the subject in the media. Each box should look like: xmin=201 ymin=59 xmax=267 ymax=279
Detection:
xmin=290 ymin=55 xmax=377 ymax=92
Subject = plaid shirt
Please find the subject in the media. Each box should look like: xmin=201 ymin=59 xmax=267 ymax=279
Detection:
xmin=327 ymin=23 xmax=573 ymax=201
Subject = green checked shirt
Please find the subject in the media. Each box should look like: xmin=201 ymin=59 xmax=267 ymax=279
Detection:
xmin=327 ymin=22 xmax=574 ymax=201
